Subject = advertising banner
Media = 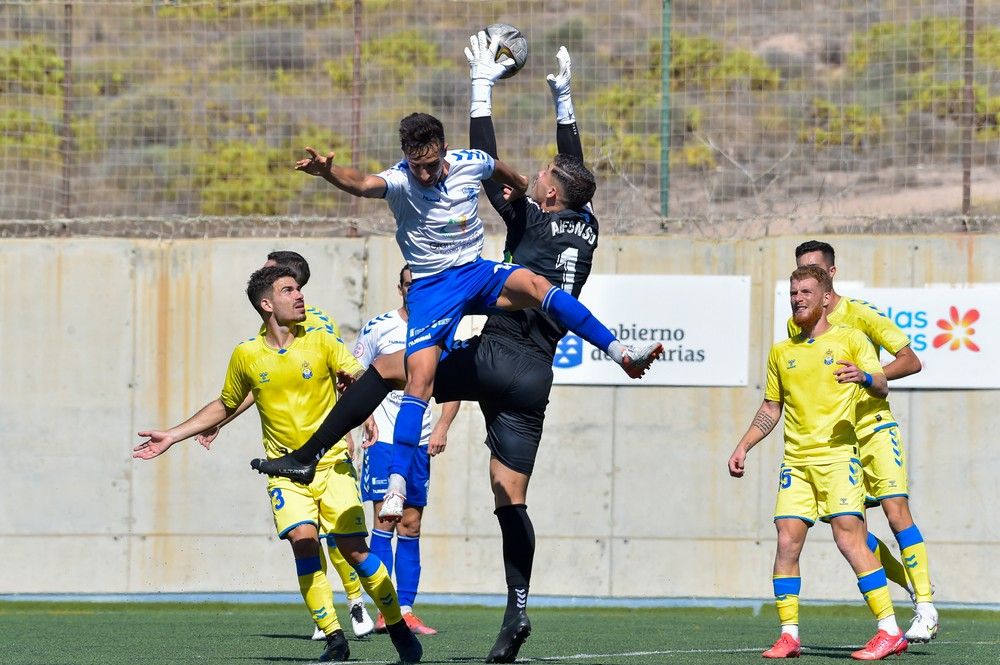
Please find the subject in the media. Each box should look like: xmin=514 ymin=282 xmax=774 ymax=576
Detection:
xmin=552 ymin=275 xmax=751 ymax=386
xmin=772 ymin=283 xmax=1000 ymax=388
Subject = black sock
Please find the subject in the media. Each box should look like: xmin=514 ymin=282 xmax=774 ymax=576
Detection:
xmin=291 ymin=366 xmax=393 ymax=463
xmin=495 ymin=504 xmax=534 ymax=623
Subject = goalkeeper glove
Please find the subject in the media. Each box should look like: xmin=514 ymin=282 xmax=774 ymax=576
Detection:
xmin=546 ymin=46 xmax=575 ymax=124
xmin=466 ymin=30 xmax=514 ymax=118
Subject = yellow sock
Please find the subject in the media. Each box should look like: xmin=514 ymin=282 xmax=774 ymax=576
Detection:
xmin=773 ymin=575 xmax=800 ymax=626
xmin=296 ymin=555 xmax=341 ymax=634
xmin=353 ymin=553 xmax=402 ymax=625
xmin=896 ymin=525 xmax=933 ymax=602
xmin=328 ymin=543 xmax=363 ymax=601
xmin=857 ymin=568 xmax=895 ymax=620
xmin=868 ymin=533 xmax=911 ymax=592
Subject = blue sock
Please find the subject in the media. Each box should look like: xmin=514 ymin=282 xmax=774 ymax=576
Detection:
xmin=541 ymin=286 xmax=615 ymax=352
xmin=388 ymin=395 xmax=428 ymax=478
xmin=394 ymin=534 xmax=421 ymax=608
xmin=370 ymin=528 xmax=395 ymax=577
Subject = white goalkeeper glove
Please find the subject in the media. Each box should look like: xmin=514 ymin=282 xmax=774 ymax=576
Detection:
xmin=466 ymin=30 xmax=514 ymax=118
xmin=546 ymin=46 xmax=575 ymax=124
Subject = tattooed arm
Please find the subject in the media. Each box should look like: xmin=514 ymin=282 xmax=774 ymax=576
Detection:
xmin=728 ymin=399 xmax=782 ymax=478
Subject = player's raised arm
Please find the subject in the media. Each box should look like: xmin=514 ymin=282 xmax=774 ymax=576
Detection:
xmin=295 ymin=147 xmax=386 ymax=198
xmin=467 ymin=31 xmax=519 ymax=221
xmin=464 ymin=30 xmax=528 ymax=199
xmin=547 ymin=46 xmax=583 ymax=161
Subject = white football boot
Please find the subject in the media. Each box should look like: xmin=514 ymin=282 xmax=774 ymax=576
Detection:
xmin=350 ymin=599 xmax=376 ymax=638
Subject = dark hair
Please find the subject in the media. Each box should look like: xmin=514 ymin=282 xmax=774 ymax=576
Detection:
xmin=247 ymin=265 xmax=297 ymax=316
xmin=399 ymin=263 xmax=411 ymax=285
xmin=551 ymin=153 xmax=597 ymax=210
xmin=794 ymin=240 xmax=835 ymax=267
xmin=399 ymin=113 xmax=446 ymax=157
xmin=790 ymin=265 xmax=833 ymax=292
xmin=267 ymin=250 xmax=310 ymax=288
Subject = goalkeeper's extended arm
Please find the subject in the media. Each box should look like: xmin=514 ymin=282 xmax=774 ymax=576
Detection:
xmin=470 ymin=115 xmax=512 ymax=218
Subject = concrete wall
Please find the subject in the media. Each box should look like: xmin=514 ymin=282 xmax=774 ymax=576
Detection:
xmin=2 ymin=234 xmax=997 ymax=603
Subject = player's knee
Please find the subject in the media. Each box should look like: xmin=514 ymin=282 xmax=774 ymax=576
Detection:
xmin=332 ymin=536 xmax=367 ymax=564
xmin=775 ymin=527 xmax=806 ymax=557
xmin=403 ymin=359 xmax=436 ymax=398
xmin=287 ymin=532 xmax=321 ymax=558
xmin=884 ymin=504 xmax=914 ymax=532
xmin=527 ymin=272 xmax=552 ymax=301
xmin=398 ymin=522 xmax=421 ymax=538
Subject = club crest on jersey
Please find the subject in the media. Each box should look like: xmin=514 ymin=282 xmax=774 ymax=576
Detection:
xmin=301 ymin=361 xmax=313 ymax=379
xmin=824 ymin=349 xmax=834 ymax=365
xmin=442 ymin=215 xmax=469 ymax=234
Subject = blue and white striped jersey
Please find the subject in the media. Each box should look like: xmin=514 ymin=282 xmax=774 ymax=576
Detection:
xmin=378 ymin=149 xmax=495 ymax=279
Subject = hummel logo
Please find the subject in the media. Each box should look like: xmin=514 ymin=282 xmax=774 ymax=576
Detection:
xmin=787 ymin=359 xmax=797 ymax=369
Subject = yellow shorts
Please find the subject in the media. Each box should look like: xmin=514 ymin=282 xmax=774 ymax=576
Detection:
xmin=858 ymin=423 xmax=909 ymax=505
xmin=267 ymin=457 xmax=366 ymax=539
xmin=774 ymin=458 xmax=866 ymax=524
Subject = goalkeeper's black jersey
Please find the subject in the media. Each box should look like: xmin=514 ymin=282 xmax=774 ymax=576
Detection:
xmin=480 ymin=197 xmax=599 ymax=360
xmin=470 ymin=116 xmax=597 ymax=361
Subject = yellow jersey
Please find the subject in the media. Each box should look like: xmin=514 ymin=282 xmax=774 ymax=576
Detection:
xmin=766 ymin=324 xmax=884 ymax=465
xmin=788 ymin=296 xmax=910 ymax=436
xmin=219 ymin=323 xmax=363 ymax=468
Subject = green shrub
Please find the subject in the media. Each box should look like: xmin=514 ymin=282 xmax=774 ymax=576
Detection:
xmin=798 ymin=98 xmax=884 ymax=150
xmin=324 ymin=29 xmax=444 ymax=92
xmin=647 ymin=33 xmax=781 ymax=92
xmin=194 ymin=141 xmax=299 ymax=215
xmin=0 ymin=40 xmax=64 ymax=95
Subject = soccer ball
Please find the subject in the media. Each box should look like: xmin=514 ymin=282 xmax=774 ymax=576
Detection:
xmin=485 ymin=23 xmax=528 ymax=79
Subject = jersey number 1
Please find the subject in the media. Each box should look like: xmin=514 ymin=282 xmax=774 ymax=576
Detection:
xmin=556 ymin=248 xmax=578 ymax=292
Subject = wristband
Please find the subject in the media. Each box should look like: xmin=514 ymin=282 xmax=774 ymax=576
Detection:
xmin=862 ymin=372 xmax=873 ymax=388
xmin=470 ymin=79 xmax=493 ymax=118
xmin=554 ymin=94 xmax=575 ymax=125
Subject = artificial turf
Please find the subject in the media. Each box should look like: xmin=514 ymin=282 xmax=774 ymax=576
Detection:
xmin=1 ymin=601 xmax=995 ymax=664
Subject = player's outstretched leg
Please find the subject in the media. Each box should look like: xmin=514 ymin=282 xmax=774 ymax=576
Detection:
xmin=617 ymin=342 xmax=665 ymax=379
xmin=251 ymin=367 xmax=397 ymax=476
xmin=251 ymin=454 xmax=317 ymax=484
xmin=536 ymin=283 xmax=664 ymax=378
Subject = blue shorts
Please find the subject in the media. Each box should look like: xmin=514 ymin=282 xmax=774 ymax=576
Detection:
xmin=405 ymin=258 xmax=521 ymax=356
xmin=361 ymin=441 xmax=430 ymax=507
